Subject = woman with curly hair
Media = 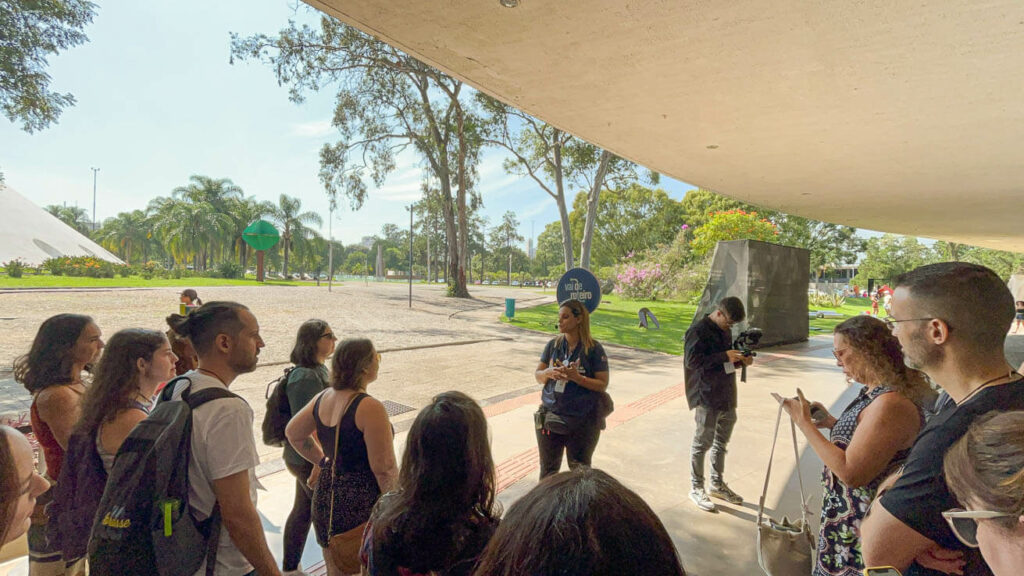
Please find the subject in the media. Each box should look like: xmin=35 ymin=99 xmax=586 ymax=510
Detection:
xmin=775 ymin=315 xmax=933 ymax=576
xmin=14 ymin=313 xmax=103 ymax=575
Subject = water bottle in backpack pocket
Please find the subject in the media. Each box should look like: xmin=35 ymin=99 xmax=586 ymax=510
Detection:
xmin=88 ymin=378 xmax=237 ymax=576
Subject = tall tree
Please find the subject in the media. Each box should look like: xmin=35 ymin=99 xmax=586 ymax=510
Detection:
xmin=489 ymin=211 xmax=523 ymax=285
xmin=269 ymin=194 xmax=322 ymax=277
xmin=477 ymin=95 xmax=653 ymax=271
xmin=231 ymin=15 xmax=482 ymax=297
xmin=567 ymin=184 xmax=685 ymax=268
xmin=776 ymin=216 xmax=863 ymax=281
xmin=148 ymin=197 xmax=232 ymax=271
xmin=172 ymin=175 xmax=245 ymax=266
xmin=853 ymin=234 xmax=933 ymax=285
xmin=1 ymin=0 xmax=95 ymax=133
xmin=226 ymin=196 xmax=274 ymax=271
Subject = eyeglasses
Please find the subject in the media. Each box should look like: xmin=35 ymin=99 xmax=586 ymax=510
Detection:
xmin=942 ymin=508 xmax=1016 ymax=548
xmin=883 ymin=316 xmax=936 ymax=331
xmin=831 ymin=348 xmax=849 ymax=360
xmin=320 ymin=332 xmax=337 ymax=340
xmin=376 ymin=352 xmax=381 ymax=363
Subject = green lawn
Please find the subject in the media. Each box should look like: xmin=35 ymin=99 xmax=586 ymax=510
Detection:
xmin=0 ymin=275 xmax=306 ymax=288
xmin=502 ymin=296 xmax=876 ymax=355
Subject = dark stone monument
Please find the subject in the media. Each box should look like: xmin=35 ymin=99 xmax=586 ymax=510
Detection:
xmin=693 ymin=239 xmax=809 ymax=348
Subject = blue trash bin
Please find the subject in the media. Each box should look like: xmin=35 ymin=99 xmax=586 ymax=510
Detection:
xmin=505 ymin=298 xmax=515 ymax=318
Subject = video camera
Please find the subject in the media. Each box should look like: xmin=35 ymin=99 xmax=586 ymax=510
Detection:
xmin=732 ymin=328 xmax=763 ymax=382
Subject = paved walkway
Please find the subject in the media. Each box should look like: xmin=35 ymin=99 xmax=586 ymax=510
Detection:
xmin=3 ymin=282 xmax=1020 ymax=575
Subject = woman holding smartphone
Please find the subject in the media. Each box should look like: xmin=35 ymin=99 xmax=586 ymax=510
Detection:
xmin=776 ymin=315 xmax=930 ymax=576
xmin=533 ymin=299 xmax=610 ymax=479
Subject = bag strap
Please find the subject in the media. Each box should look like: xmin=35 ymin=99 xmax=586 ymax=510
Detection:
xmin=327 ymin=392 xmax=362 ymax=535
xmin=757 ymin=403 xmax=809 ymax=527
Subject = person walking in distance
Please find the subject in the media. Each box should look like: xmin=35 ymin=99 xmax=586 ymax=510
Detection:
xmin=684 ymin=296 xmax=753 ymax=512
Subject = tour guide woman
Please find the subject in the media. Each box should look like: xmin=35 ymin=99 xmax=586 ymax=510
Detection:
xmin=534 ymin=299 xmax=610 ymax=478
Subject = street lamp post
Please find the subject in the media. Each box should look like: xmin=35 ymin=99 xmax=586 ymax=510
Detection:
xmin=90 ymin=167 xmax=100 ymax=231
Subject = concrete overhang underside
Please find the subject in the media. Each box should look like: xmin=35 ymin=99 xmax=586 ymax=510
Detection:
xmin=304 ymin=0 xmax=1024 ymax=252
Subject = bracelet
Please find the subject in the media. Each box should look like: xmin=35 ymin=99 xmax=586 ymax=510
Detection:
xmin=318 ymin=456 xmax=329 ymax=468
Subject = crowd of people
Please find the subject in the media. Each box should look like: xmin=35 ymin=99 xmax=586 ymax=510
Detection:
xmin=2 ymin=262 xmax=1023 ymax=576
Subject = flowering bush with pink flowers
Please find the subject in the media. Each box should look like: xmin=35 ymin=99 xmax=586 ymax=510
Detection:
xmin=615 ymin=262 xmax=665 ymax=300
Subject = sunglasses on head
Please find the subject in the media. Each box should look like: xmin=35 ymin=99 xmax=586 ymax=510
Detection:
xmin=942 ymin=508 xmax=1017 ymax=548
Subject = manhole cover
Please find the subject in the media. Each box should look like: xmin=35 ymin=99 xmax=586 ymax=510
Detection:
xmin=381 ymin=400 xmax=415 ymax=418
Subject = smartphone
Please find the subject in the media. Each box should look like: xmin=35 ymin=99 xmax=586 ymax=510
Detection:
xmin=810 ymin=405 xmax=828 ymax=423
xmin=863 ymin=567 xmax=902 ymax=576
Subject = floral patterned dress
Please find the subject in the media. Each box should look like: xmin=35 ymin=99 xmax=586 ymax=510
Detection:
xmin=814 ymin=386 xmax=917 ymax=576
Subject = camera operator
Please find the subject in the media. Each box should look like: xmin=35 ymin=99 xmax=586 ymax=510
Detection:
xmin=684 ymin=296 xmax=753 ymax=512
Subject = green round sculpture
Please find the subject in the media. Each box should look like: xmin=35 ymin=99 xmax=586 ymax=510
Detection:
xmin=242 ymin=220 xmax=280 ymax=251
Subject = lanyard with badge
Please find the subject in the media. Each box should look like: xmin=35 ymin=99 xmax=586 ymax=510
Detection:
xmin=552 ymin=340 xmax=583 ymax=394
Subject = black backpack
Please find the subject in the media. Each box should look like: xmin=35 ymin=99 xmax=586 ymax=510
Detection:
xmin=261 ymin=367 xmax=295 ymax=447
xmin=47 ymin=427 xmax=108 ymax=562
xmin=87 ymin=377 xmax=239 ymax=576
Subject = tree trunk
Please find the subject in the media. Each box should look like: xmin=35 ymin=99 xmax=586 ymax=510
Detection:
xmin=580 ymin=150 xmax=612 ymax=270
xmin=552 ymin=133 xmax=574 ymax=271
xmin=453 ymin=102 xmax=470 ymax=297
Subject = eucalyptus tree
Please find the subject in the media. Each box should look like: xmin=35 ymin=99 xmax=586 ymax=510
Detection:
xmin=231 ymin=15 xmax=483 ymax=297
xmin=269 ymin=194 xmax=322 ymax=277
xmin=489 ymin=211 xmax=524 ymax=285
xmin=476 ymin=95 xmax=656 ymax=271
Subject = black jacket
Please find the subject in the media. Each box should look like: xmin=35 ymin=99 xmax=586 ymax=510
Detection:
xmin=684 ymin=315 xmax=737 ymax=410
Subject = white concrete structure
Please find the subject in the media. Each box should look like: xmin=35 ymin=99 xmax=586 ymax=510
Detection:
xmin=0 ymin=185 xmax=123 ymax=265
xmin=305 ymin=0 xmax=1024 ymax=252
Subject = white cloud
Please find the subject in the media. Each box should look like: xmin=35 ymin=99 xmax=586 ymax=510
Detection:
xmin=289 ymin=120 xmax=334 ymax=138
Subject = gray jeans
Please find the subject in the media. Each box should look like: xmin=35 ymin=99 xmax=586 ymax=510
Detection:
xmin=690 ymin=405 xmax=738 ymax=489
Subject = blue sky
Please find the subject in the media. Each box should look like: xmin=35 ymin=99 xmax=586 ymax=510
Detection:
xmin=0 ymin=1 xmax=699 ymax=247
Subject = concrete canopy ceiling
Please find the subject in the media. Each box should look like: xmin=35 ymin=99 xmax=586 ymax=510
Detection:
xmin=304 ymin=0 xmax=1024 ymax=252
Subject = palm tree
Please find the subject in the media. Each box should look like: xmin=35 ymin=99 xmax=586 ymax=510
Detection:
xmin=45 ymin=205 xmax=92 ymax=235
xmin=269 ymin=194 xmax=323 ymax=277
xmin=226 ymin=197 xmax=275 ymax=271
xmin=96 ymin=210 xmax=151 ymax=264
xmin=149 ymin=197 xmax=233 ymax=271
xmin=173 ymin=176 xmax=244 ymax=266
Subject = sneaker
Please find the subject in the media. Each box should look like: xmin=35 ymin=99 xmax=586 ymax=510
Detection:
xmin=709 ymin=483 xmax=743 ymax=505
xmin=689 ymin=487 xmax=717 ymax=512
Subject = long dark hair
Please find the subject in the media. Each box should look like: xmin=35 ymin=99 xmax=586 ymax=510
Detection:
xmin=14 ymin=314 xmax=94 ymax=393
xmin=0 ymin=426 xmax=18 ymax=545
xmin=371 ymin=392 xmax=498 ymax=573
xmin=76 ymin=329 xmax=166 ymax=436
xmin=181 ymin=289 xmax=202 ymax=305
xmin=330 ymin=338 xmax=375 ymax=391
xmin=473 ymin=468 xmax=686 ymax=576
xmin=290 ymin=319 xmax=330 ymax=368
xmin=834 ymin=315 xmax=932 ymax=405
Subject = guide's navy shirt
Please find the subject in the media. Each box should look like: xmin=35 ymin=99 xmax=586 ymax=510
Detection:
xmin=540 ymin=337 xmax=609 ymax=419
xmin=879 ymin=378 xmax=1024 ymax=576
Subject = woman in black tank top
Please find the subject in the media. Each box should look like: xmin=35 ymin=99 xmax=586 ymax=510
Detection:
xmin=286 ymin=338 xmax=398 ymax=576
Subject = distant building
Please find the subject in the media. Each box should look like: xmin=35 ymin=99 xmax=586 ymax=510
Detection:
xmin=360 ymin=235 xmax=376 ymax=249
xmin=527 ymin=237 xmax=535 ymax=260
xmin=813 ymin=264 xmax=859 ymax=283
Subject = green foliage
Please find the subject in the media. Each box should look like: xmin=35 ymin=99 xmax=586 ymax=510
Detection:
xmin=809 ymin=293 xmax=846 ymax=308
xmin=690 ymin=210 xmax=779 ymax=257
xmin=45 ymin=204 xmax=92 ymax=235
xmin=852 ymin=234 xmax=933 ymax=285
xmin=567 ymin=184 xmax=685 ymax=268
xmin=41 ymin=256 xmax=121 ymax=278
xmin=1 ymin=0 xmax=95 ymax=133
xmin=213 ymin=261 xmax=243 ymax=279
xmin=3 ymin=258 xmax=27 ymax=278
